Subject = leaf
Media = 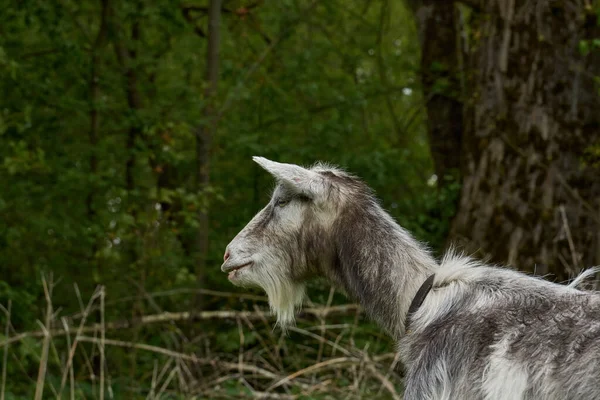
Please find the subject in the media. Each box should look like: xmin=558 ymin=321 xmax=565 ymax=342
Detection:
xmin=579 ymin=40 xmax=590 ymax=56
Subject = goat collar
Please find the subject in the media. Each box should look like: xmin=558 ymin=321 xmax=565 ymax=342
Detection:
xmin=405 ymin=274 xmax=436 ymax=333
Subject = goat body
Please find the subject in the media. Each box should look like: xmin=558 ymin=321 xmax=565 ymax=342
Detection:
xmin=222 ymin=157 xmax=600 ymax=400
xmin=401 ymin=255 xmax=600 ymax=399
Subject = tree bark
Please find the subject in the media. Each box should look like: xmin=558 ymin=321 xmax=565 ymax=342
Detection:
xmin=88 ymin=0 xmax=110 ymax=264
xmin=111 ymin=2 xmax=146 ymax=380
xmin=114 ymin=19 xmax=142 ymax=193
xmin=447 ymin=1 xmax=600 ymax=280
xmin=88 ymin=0 xmax=109 ymax=221
xmin=408 ymin=0 xmax=463 ymax=184
xmin=194 ymin=0 xmax=222 ymax=308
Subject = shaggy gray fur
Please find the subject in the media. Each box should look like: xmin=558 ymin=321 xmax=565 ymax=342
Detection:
xmin=222 ymin=157 xmax=600 ymax=400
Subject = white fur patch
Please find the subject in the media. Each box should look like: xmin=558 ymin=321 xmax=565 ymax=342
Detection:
xmin=482 ymin=337 xmax=529 ymax=400
xmin=430 ymin=361 xmax=453 ymax=400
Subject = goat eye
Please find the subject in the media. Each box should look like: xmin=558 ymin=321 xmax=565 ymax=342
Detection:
xmin=276 ymin=199 xmax=290 ymax=207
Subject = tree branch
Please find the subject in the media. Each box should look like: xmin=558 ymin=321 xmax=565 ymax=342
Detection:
xmin=0 ymin=305 xmax=362 ymax=348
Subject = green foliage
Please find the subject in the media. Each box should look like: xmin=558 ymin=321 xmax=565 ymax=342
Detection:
xmin=583 ymin=142 xmax=600 ymax=169
xmin=404 ymin=174 xmax=461 ymax=253
xmin=578 ymin=38 xmax=600 ymax=56
xmin=0 ymin=0 xmax=454 ymax=396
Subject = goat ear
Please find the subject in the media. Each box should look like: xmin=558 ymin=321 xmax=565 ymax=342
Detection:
xmin=253 ymin=156 xmax=322 ymax=197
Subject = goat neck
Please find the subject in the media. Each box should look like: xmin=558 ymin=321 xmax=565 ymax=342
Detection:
xmin=325 ymin=199 xmax=437 ymax=339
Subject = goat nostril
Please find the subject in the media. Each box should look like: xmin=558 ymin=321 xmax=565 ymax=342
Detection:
xmin=224 ymin=250 xmax=230 ymax=262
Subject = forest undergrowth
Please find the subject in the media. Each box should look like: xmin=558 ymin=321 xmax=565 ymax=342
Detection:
xmin=0 ymin=275 xmax=404 ymax=399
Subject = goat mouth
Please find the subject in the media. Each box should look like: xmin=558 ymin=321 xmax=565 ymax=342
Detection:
xmin=224 ymin=261 xmax=253 ymax=276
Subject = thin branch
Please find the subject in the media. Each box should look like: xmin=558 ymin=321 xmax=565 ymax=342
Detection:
xmin=77 ymin=336 xmax=282 ymax=380
xmin=68 ymin=288 xmax=267 ymax=320
xmin=0 ymin=305 xmax=362 ymax=348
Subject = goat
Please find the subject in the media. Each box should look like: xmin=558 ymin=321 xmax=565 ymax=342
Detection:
xmin=221 ymin=157 xmax=600 ymax=400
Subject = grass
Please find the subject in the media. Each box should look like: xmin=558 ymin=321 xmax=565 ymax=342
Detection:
xmin=0 ymin=277 xmax=404 ymax=399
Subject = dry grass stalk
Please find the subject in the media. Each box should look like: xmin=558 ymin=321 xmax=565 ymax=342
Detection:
xmin=376 ymin=350 xmax=402 ymax=398
xmin=266 ymin=357 xmax=361 ymax=391
xmin=560 ymin=205 xmax=580 ymax=272
xmin=77 ymin=336 xmax=282 ymax=381
xmin=366 ymin=363 xmax=401 ymax=400
xmin=60 ymin=318 xmax=75 ymax=400
xmin=152 ymin=357 xmax=174 ymax=399
xmin=57 ymin=286 xmax=103 ymax=398
xmin=240 ymin=312 xmax=282 ymax=370
xmin=155 ymin=365 xmax=179 ymax=399
xmin=3 ymin=284 xmax=401 ymax=399
xmin=237 ymin=317 xmax=245 ymax=379
xmin=287 ymin=326 xmax=353 ymax=357
xmin=315 ymin=287 xmax=335 ymax=371
xmin=0 ymin=300 xmax=10 ymax=400
xmin=146 ymin=359 xmax=159 ymax=400
xmin=34 ymin=275 xmax=53 ymax=400
xmin=249 ymin=305 xmax=284 ymax=369
xmin=99 ymin=286 xmax=106 ymax=400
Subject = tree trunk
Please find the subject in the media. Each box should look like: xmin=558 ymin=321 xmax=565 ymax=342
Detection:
xmin=194 ymin=0 xmax=222 ymax=308
xmin=88 ymin=0 xmax=109 ymax=263
xmin=112 ymin=2 xmax=145 ymax=380
xmin=447 ymin=1 xmax=600 ymax=280
xmin=408 ymin=0 xmax=463 ymax=184
xmin=113 ymin=7 xmax=143 ymax=272
xmin=114 ymin=21 xmax=142 ymax=193
xmin=88 ymin=0 xmax=109 ymax=221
